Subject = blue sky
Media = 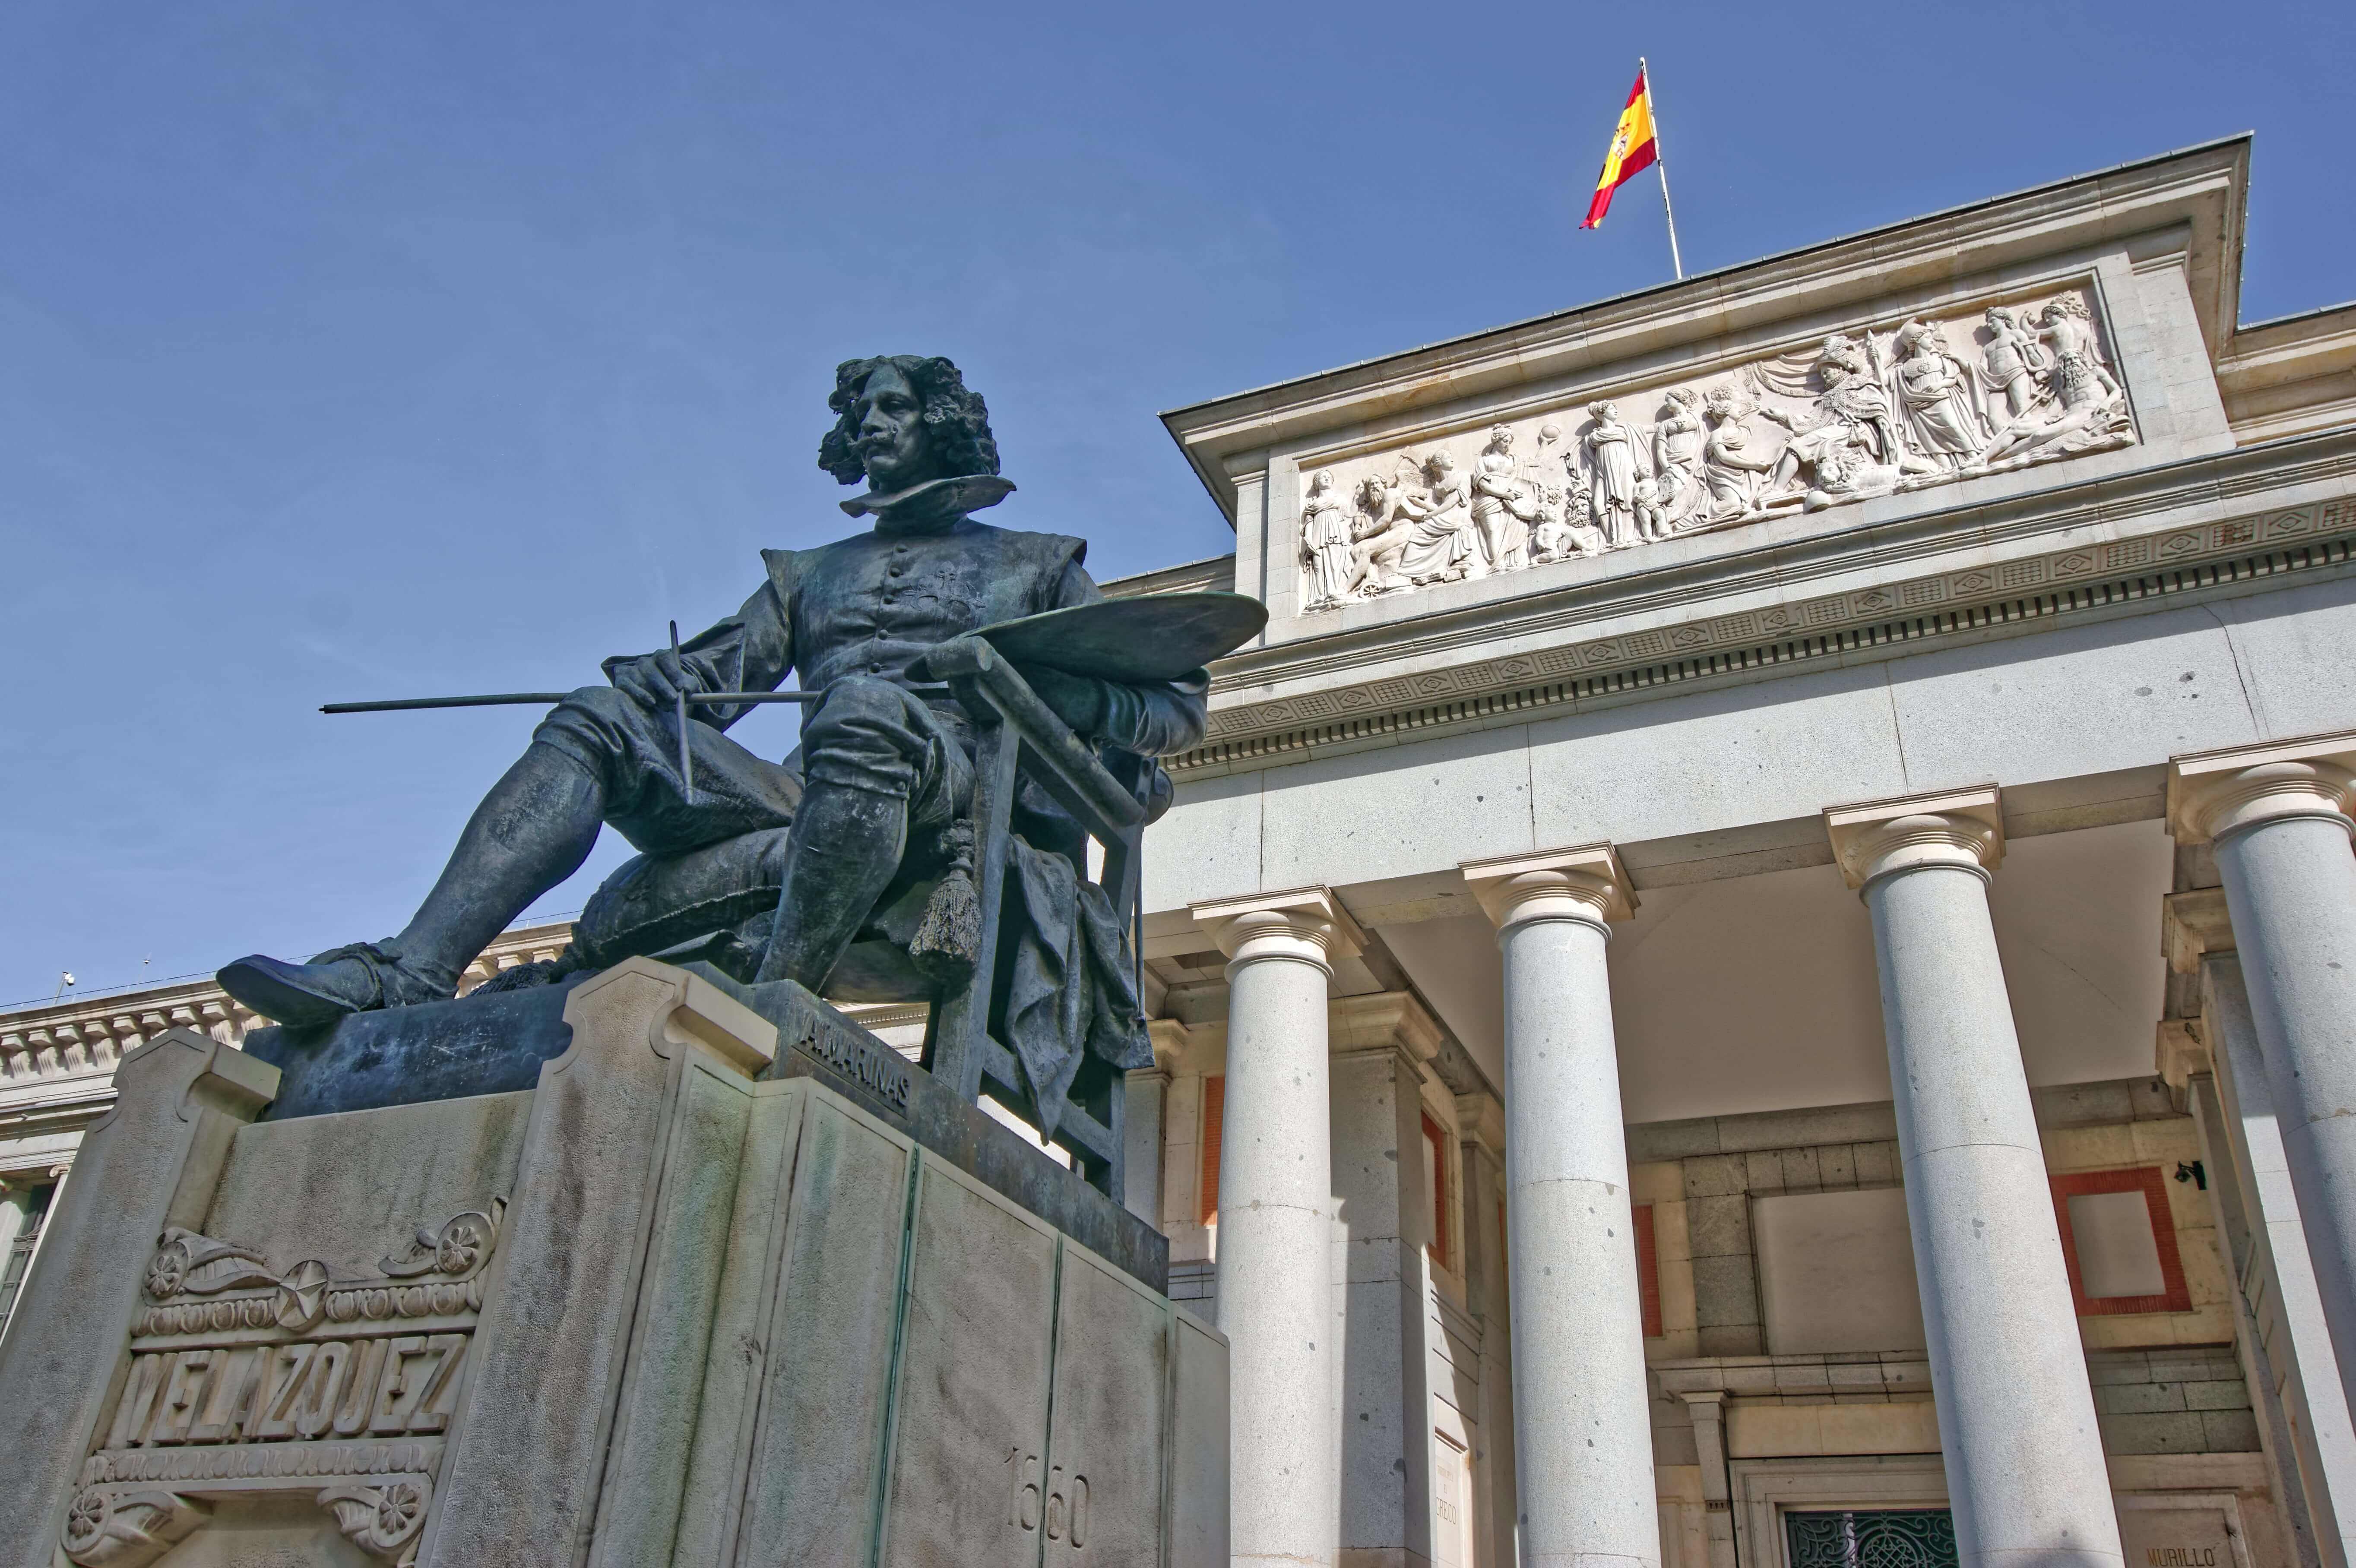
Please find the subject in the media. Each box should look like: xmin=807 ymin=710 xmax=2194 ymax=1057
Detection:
xmin=4 ymin=0 xmax=2350 ymax=1005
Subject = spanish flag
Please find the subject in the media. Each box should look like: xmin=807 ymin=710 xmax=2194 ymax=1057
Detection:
xmin=1580 ymin=66 xmax=1658 ymax=229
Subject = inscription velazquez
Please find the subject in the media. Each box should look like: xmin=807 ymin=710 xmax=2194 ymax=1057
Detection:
xmin=103 ymin=1331 xmax=469 ymax=1451
xmin=793 ymin=1015 xmax=913 ymax=1113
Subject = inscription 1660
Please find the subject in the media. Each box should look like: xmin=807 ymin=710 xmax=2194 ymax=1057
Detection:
xmin=1006 ymin=1447 xmax=1089 ymax=1551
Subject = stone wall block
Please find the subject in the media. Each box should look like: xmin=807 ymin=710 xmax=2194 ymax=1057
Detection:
xmin=728 ymin=1087 xmax=915 ymax=1564
xmin=878 ymin=1156 xmax=1060 ymax=1567
xmin=0 ymin=1028 xmax=276 ymax=1568
xmin=1170 ymin=1313 xmax=1232 ymax=1568
xmin=421 ymin=958 xmax=776 ymax=1568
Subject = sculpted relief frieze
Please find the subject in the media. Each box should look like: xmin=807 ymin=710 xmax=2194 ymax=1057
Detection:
xmin=1298 ymin=286 xmax=2135 ymax=613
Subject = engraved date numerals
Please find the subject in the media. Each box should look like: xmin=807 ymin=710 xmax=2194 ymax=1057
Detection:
xmin=1004 ymin=1447 xmax=1089 ymax=1549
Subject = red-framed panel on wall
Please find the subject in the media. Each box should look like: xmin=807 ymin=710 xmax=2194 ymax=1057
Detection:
xmin=2049 ymin=1166 xmax=2193 ymax=1316
xmin=1633 ymin=1203 xmax=1662 ymax=1337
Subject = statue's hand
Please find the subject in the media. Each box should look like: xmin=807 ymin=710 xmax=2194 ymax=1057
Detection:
xmin=610 ymin=648 xmax=697 ymax=713
xmin=1020 ymin=666 xmax=1110 ymax=739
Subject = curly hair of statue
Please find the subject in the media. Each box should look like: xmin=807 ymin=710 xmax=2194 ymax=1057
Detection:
xmin=817 ymin=354 xmax=1002 ymax=485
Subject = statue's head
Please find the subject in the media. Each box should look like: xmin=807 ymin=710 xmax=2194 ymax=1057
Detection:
xmin=1897 ymin=321 xmax=1938 ymax=356
xmin=1665 ymin=387 xmax=1699 ymax=413
xmin=1818 ymin=334 xmax=1867 ymax=384
xmin=819 ymin=355 xmax=1001 ymax=492
xmin=1488 ymin=423 xmax=1515 ymax=451
xmin=2040 ymin=295 xmax=2090 ymax=326
xmin=1986 ymin=305 xmax=2017 ymax=331
xmin=1309 ymin=468 xmax=1334 ymax=495
xmin=1587 ymin=399 xmax=1616 ymax=423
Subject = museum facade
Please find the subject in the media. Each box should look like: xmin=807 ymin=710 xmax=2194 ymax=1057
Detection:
xmin=10 ymin=135 xmax=2356 ymax=1568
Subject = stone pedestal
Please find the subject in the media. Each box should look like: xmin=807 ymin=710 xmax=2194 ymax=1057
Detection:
xmin=0 ymin=957 xmax=1227 ymax=1568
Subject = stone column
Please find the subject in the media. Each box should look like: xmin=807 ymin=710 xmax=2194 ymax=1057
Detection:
xmin=1824 ymin=788 xmax=2122 ymax=1568
xmin=2165 ymin=886 xmax=2356 ymax=1568
xmin=1461 ymin=845 xmax=1659 ymax=1568
xmin=2172 ymin=732 xmax=2356 ymax=1426
xmin=1192 ymin=887 xmax=1364 ymax=1568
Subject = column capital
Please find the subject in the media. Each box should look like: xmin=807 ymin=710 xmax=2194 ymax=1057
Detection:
xmin=1824 ymin=785 xmax=2004 ymax=890
xmin=1459 ymin=843 xmax=1635 ymax=932
xmin=2168 ymin=730 xmax=2356 ymax=845
xmin=1189 ymin=885 xmax=1364 ymax=974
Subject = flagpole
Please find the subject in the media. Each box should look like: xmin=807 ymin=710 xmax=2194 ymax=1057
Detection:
xmin=1640 ymin=56 xmax=1685 ymax=281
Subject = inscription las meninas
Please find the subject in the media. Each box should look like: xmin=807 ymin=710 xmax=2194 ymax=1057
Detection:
xmin=791 ymin=1010 xmax=914 ymax=1113
xmin=1298 ymin=286 xmax=2133 ymax=612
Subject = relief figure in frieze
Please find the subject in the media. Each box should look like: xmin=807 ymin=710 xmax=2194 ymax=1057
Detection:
xmin=1470 ymin=425 xmax=1546 ymax=574
xmin=1348 ymin=471 xmax=1418 ymax=595
xmin=1981 ymin=296 xmax=2131 ymax=464
xmin=1700 ymin=387 xmax=1777 ymax=521
xmin=1393 ymin=450 xmax=1476 ymax=585
xmin=1299 ymin=468 xmax=1356 ymax=608
xmin=1580 ymin=401 xmax=1648 ymax=548
xmin=1975 ymin=305 xmax=2050 ymax=421
xmin=1761 ymin=333 xmax=1935 ymax=504
xmin=1651 ymin=387 xmax=1710 ymax=532
xmin=1891 ymin=320 xmax=1995 ymax=471
xmin=1531 ymin=449 xmax=1601 ymax=563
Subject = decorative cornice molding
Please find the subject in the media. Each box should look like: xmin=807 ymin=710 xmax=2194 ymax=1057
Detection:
xmin=1824 ymin=787 xmax=2005 ymax=890
xmin=1177 ymin=476 xmax=2356 ymax=776
xmin=2168 ymin=729 xmax=2356 ymax=844
xmin=1460 ymin=844 xmax=1635 ymax=932
xmin=2161 ymin=888 xmax=2234 ymax=974
xmin=1328 ymin=990 xmax=1446 ymax=1063
xmin=1453 ymin=1092 xmax=1507 ymax=1157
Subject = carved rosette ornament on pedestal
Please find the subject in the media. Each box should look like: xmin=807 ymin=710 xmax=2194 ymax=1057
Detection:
xmin=1302 ymin=285 xmax=2134 ymax=611
xmin=60 ymin=1201 xmax=505 ymax=1566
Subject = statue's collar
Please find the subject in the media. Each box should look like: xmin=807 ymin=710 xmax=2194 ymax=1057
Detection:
xmin=839 ymin=474 xmax=1017 ymax=532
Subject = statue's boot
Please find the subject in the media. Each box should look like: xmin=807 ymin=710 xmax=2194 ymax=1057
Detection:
xmin=753 ymin=781 xmax=907 ymax=993
xmin=220 ymin=742 xmax=606 ymax=1027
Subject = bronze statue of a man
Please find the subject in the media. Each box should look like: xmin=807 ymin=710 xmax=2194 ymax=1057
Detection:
xmin=219 ymin=355 xmax=1206 ymax=1028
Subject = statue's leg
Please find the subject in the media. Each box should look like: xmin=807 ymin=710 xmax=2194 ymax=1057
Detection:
xmin=754 ymin=678 xmax=969 ymax=993
xmin=220 ymin=685 xmax=795 ymax=1026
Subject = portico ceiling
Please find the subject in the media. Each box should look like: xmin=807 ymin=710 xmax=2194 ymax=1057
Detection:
xmin=1379 ymin=816 xmax=2171 ymax=1125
